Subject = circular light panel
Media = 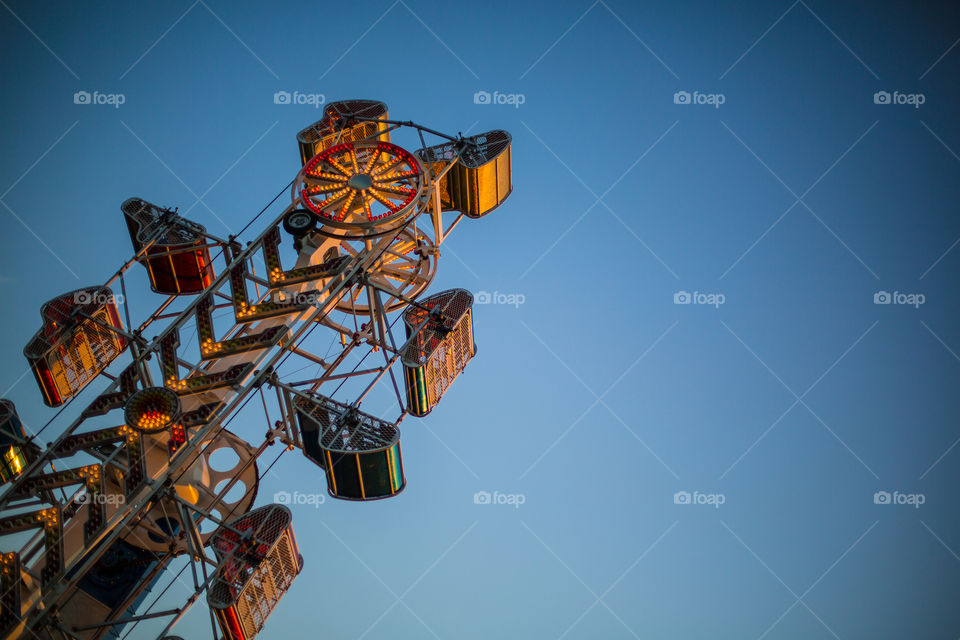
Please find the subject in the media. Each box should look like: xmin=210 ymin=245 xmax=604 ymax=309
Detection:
xmin=124 ymin=387 xmax=182 ymax=434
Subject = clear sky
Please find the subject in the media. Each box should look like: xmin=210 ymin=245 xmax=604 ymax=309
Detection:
xmin=1 ymin=1 xmax=960 ymax=638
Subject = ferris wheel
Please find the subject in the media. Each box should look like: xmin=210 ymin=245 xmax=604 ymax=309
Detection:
xmin=0 ymin=99 xmax=513 ymax=640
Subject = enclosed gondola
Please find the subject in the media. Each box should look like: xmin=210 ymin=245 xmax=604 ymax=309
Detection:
xmin=294 ymin=392 xmax=404 ymax=500
xmin=122 ymin=197 xmax=215 ymax=295
xmin=207 ymin=504 xmax=303 ymax=640
xmin=295 ymin=99 xmax=391 ymax=165
xmin=23 ymin=287 xmax=128 ymax=407
xmin=0 ymin=400 xmax=32 ymax=485
xmin=418 ymin=130 xmax=512 ymax=219
xmin=401 ymin=288 xmax=476 ymax=416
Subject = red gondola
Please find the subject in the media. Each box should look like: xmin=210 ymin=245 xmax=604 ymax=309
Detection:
xmin=122 ymin=197 xmax=215 ymax=295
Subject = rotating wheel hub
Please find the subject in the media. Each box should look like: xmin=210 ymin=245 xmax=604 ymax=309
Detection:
xmin=103 ymin=428 xmax=259 ymax=554
xmin=294 ymin=140 xmax=427 ymax=240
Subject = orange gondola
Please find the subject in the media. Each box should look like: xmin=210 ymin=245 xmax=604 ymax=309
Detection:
xmin=122 ymin=197 xmax=215 ymax=295
xmin=295 ymin=99 xmax=391 ymax=165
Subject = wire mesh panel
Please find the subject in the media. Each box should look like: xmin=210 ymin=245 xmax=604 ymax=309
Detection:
xmin=401 ymin=289 xmax=476 ymax=416
xmin=23 ymin=288 xmax=128 ymax=407
xmin=296 ymin=99 xmax=391 ymax=165
xmin=122 ymin=197 xmax=215 ymax=295
xmin=293 ymin=393 xmax=404 ymax=500
xmin=207 ymin=504 xmax=303 ymax=640
xmin=418 ymin=130 xmax=512 ymax=219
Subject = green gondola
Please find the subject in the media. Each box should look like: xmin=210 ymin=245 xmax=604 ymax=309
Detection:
xmin=294 ymin=393 xmax=404 ymax=500
xmin=401 ymin=288 xmax=476 ymax=416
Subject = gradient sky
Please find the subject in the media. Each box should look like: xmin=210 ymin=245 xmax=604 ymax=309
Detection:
xmin=2 ymin=1 xmax=960 ymax=638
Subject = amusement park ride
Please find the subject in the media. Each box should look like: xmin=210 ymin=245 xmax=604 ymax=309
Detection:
xmin=0 ymin=100 xmax=513 ymax=639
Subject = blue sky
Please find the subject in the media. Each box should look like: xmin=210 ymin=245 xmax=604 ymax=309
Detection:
xmin=2 ymin=1 xmax=960 ymax=638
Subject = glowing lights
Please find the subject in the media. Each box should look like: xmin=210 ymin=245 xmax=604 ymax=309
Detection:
xmin=168 ymin=424 xmax=186 ymax=456
xmin=0 ymin=400 xmax=30 ymax=484
xmin=6 ymin=448 xmax=21 ymax=475
xmin=199 ymin=327 xmax=286 ymax=361
xmin=0 ymin=445 xmax=27 ymax=484
xmin=124 ymin=387 xmax=182 ymax=434
xmin=296 ymin=141 xmax=422 ymax=225
xmin=201 ymin=337 xmax=221 ymax=356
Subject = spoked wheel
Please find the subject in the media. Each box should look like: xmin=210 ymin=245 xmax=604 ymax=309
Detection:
xmin=114 ymin=428 xmax=259 ymax=553
xmin=334 ymin=227 xmax=437 ymax=315
xmin=293 ymin=141 xmax=427 ymax=240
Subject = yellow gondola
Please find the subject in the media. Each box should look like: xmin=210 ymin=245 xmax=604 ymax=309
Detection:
xmin=418 ymin=130 xmax=512 ymax=219
xmin=295 ymin=99 xmax=391 ymax=165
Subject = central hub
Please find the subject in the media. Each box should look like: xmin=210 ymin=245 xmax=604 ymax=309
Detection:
xmin=347 ymin=174 xmax=373 ymax=191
